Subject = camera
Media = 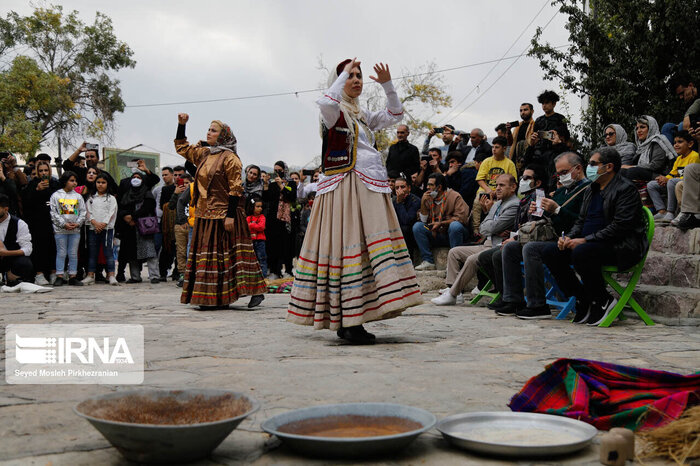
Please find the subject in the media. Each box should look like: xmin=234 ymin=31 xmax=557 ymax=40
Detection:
xmin=507 ymin=120 xmax=520 ymax=128
xmin=85 ymin=143 xmax=99 ymax=152
xmin=302 ymin=169 xmax=315 ymax=176
xmin=538 ymin=130 xmax=554 ymax=141
xmin=433 ymin=127 xmax=444 ymax=134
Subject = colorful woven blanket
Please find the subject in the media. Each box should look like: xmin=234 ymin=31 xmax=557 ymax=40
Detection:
xmin=508 ymin=358 xmax=700 ymax=431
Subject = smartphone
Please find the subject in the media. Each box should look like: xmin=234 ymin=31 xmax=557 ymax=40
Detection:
xmin=126 ymin=161 xmax=138 ymax=168
xmin=176 ymin=177 xmax=184 ymax=187
xmin=42 ymin=174 xmax=49 ymax=181
xmin=537 ymin=130 xmax=553 ymax=141
xmin=434 ymin=127 xmax=444 ymax=134
xmin=85 ymin=143 xmax=99 ymax=151
xmin=302 ymin=169 xmax=315 ymax=176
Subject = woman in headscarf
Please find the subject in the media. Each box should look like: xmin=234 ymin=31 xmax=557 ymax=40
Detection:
xmin=622 ymin=115 xmax=677 ymax=181
xmin=174 ymin=115 xmax=266 ymax=310
xmin=23 ymin=160 xmax=59 ymax=285
xmin=287 ymin=58 xmax=423 ymax=345
xmin=118 ymin=170 xmax=160 ymax=283
xmin=242 ymin=164 xmax=264 ymax=201
xmin=600 ymin=124 xmax=637 ymax=165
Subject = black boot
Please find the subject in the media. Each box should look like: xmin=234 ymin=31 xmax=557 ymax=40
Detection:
xmin=248 ymin=294 xmax=265 ymax=308
xmin=337 ymin=325 xmax=375 ymax=345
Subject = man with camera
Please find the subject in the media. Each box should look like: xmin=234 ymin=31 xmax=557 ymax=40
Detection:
xmin=422 ymin=124 xmax=458 ymax=160
xmin=386 ymin=125 xmax=420 ymax=179
xmin=64 ymin=141 xmax=119 ymax=193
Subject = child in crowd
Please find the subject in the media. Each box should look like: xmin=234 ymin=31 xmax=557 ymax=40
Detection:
xmin=169 ymin=173 xmax=193 ymax=287
xmin=49 ymin=171 xmax=86 ymax=286
xmin=82 ymin=173 xmax=119 ymax=285
xmin=247 ymin=196 xmax=268 ymax=278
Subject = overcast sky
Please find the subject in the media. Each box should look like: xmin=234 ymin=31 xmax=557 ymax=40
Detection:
xmin=6 ymin=0 xmax=578 ymax=170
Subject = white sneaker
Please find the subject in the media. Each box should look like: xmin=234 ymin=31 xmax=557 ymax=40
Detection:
xmin=431 ymin=290 xmax=457 ymax=306
xmin=109 ymin=276 xmax=120 ymax=286
xmin=267 ymin=273 xmax=280 ymax=280
xmin=1 ymin=283 xmax=21 ymax=293
xmin=49 ymin=273 xmax=57 ymax=285
xmin=456 ymin=293 xmax=464 ymax=304
xmin=439 ymin=287 xmax=449 ymax=294
xmin=19 ymin=282 xmax=52 ymax=294
xmin=81 ymin=276 xmax=95 ymax=285
xmin=415 ymin=261 xmax=436 ymax=271
xmin=663 ymin=212 xmax=675 ymax=222
xmin=35 ymin=275 xmax=49 ymax=286
xmin=471 ymin=286 xmax=480 ymax=295
xmin=282 ymin=272 xmax=294 ymax=279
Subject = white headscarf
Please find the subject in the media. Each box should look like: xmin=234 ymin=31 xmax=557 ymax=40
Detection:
xmin=319 ymin=61 xmax=373 ymax=145
xmin=634 ymin=115 xmax=676 ymax=166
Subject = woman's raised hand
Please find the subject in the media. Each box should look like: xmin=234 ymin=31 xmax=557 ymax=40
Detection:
xmin=343 ymin=57 xmax=361 ymax=74
xmin=178 ymin=113 xmax=189 ymax=125
xmin=370 ymin=63 xmax=391 ymax=84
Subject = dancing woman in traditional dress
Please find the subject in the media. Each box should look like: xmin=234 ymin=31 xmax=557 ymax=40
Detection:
xmin=287 ymin=58 xmax=423 ymax=344
xmin=174 ymin=114 xmax=266 ymax=309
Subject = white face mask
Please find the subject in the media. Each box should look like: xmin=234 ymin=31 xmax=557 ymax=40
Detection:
xmin=429 ymin=190 xmax=438 ymax=199
xmin=518 ymin=178 xmax=534 ymax=195
xmin=130 ymin=178 xmax=142 ymax=188
xmin=559 ymin=171 xmax=575 ymax=187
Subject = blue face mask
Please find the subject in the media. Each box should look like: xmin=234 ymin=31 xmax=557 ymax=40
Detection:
xmin=586 ymin=164 xmax=603 ymax=182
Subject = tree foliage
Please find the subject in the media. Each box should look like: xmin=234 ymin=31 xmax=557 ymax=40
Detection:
xmin=0 ymin=5 xmax=135 ymax=155
xmin=529 ymin=0 xmax=700 ymax=149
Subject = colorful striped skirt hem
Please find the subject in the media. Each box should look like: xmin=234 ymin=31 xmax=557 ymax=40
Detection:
xmin=181 ymin=207 xmax=266 ymax=306
xmin=287 ymin=173 xmax=423 ymax=330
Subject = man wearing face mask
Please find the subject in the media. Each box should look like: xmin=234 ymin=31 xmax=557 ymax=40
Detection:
xmin=478 ymin=165 xmax=548 ymax=311
xmin=538 ymin=147 xmax=647 ymax=326
xmin=496 ymin=153 xmax=591 ymax=318
xmin=413 ymin=173 xmax=469 ymax=270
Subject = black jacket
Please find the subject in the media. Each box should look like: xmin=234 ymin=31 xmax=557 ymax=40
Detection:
xmin=568 ymin=173 xmax=647 ymax=271
xmin=386 ymin=141 xmax=420 ymax=178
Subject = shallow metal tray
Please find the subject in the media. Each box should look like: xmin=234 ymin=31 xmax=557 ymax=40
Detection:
xmin=436 ymin=411 xmax=597 ymax=457
xmin=261 ymin=402 xmax=436 ymax=458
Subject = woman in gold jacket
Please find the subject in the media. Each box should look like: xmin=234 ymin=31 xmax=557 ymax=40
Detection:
xmin=174 ymin=113 xmax=265 ymax=309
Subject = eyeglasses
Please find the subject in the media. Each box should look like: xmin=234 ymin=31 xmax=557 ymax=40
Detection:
xmin=556 ymin=167 xmax=576 ymax=177
xmin=588 ymin=161 xmax=605 ymax=167
xmin=397 ymin=131 xmax=408 ymax=134
xmin=604 ymin=132 xmax=615 ymax=137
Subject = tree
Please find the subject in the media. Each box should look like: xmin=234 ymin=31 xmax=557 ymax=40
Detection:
xmin=0 ymin=5 xmax=135 ymax=155
xmin=317 ymin=58 xmax=452 ymax=153
xmin=529 ymin=0 xmax=700 ymax=150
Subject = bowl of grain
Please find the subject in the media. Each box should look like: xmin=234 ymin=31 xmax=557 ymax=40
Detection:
xmin=261 ymin=402 xmax=436 ymax=458
xmin=74 ymin=389 xmax=259 ymax=464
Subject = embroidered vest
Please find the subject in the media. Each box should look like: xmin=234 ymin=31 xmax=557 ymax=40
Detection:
xmin=321 ymin=113 xmax=358 ymax=176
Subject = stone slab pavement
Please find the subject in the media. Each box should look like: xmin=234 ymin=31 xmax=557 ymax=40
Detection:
xmin=1 ymin=281 xmax=698 ymax=465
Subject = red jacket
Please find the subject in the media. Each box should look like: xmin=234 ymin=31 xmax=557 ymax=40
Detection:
xmin=247 ymin=214 xmax=266 ymax=241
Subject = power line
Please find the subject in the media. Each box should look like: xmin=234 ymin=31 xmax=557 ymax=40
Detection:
xmin=447 ymin=10 xmax=561 ymax=121
xmin=436 ymin=0 xmax=551 ymax=124
xmin=124 ymin=48 xmax=566 ymax=109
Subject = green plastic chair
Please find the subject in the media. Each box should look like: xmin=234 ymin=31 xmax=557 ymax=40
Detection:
xmin=597 ymin=206 xmax=655 ymax=327
xmin=469 ymin=273 xmax=501 ymax=305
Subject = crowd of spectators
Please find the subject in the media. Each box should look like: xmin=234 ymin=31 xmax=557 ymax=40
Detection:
xmin=2 ymin=81 xmax=700 ymax=324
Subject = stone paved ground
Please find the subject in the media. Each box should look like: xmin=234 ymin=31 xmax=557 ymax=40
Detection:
xmin=1 ymin=281 xmax=698 ymax=465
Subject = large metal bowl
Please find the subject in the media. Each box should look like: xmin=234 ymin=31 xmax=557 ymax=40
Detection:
xmin=436 ymin=411 xmax=597 ymax=457
xmin=74 ymin=389 xmax=259 ymax=464
xmin=261 ymin=402 xmax=436 ymax=458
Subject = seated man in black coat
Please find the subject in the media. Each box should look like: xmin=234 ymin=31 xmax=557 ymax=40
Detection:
xmin=392 ymin=177 xmax=420 ymax=253
xmin=538 ymin=147 xmax=647 ymax=326
xmin=0 ymin=193 xmax=34 ymax=286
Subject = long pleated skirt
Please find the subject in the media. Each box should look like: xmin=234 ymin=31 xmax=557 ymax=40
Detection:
xmin=287 ymin=173 xmax=423 ymax=330
xmin=181 ymin=206 xmax=266 ymax=306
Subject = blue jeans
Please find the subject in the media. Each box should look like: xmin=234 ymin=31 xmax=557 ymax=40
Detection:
xmin=412 ymin=221 xmax=467 ymax=263
xmin=87 ymin=229 xmax=115 ymax=273
xmin=253 ymin=240 xmax=268 ymax=277
xmin=661 ymin=122 xmax=684 ymax=145
xmin=502 ymin=240 xmax=553 ymax=307
xmin=55 ymin=233 xmax=80 ymax=275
